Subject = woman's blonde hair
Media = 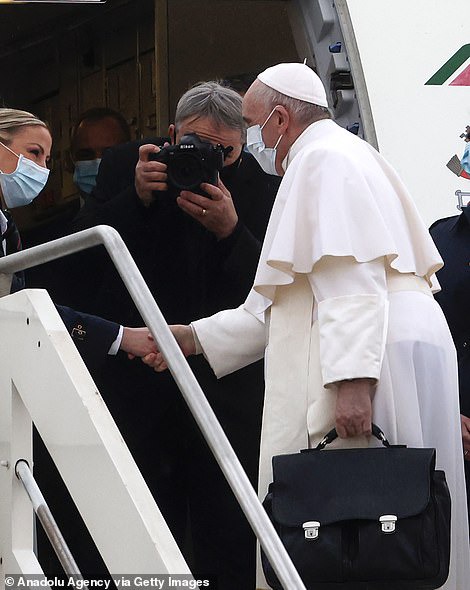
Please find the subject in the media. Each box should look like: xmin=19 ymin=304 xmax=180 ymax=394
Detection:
xmin=0 ymin=108 xmax=49 ymax=145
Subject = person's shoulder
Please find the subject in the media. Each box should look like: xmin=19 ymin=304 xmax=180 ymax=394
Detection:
xmin=239 ymin=150 xmax=263 ymax=174
xmin=296 ymin=126 xmax=360 ymax=174
xmin=429 ymin=214 xmax=461 ymax=235
xmin=300 ymin=120 xmax=357 ymax=158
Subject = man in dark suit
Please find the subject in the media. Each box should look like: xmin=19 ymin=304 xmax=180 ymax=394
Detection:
xmin=430 ymin=204 xmax=470 ymax=529
xmin=68 ymin=82 xmax=280 ymax=588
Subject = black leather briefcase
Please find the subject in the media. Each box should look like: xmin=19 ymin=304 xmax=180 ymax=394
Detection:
xmin=261 ymin=425 xmax=451 ymax=590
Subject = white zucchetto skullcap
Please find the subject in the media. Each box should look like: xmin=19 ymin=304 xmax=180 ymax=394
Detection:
xmin=257 ymin=62 xmax=328 ymax=108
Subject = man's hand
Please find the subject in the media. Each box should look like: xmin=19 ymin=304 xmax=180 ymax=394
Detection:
xmin=142 ymin=324 xmax=196 ymax=372
xmin=135 ymin=144 xmax=169 ymax=206
xmin=461 ymin=414 xmax=470 ymax=460
xmin=177 ymin=177 xmax=238 ymax=240
xmin=120 ymin=327 xmax=156 ymax=359
xmin=334 ymin=378 xmax=376 ymax=438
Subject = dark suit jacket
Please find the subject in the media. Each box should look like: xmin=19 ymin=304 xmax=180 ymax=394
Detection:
xmin=55 ymin=304 xmax=120 ymax=370
xmin=1 ymin=208 xmax=120 ymax=368
xmin=430 ymin=207 xmax=470 ymax=417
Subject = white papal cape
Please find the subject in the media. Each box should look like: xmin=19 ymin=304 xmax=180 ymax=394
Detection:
xmin=192 ymin=120 xmax=470 ymax=589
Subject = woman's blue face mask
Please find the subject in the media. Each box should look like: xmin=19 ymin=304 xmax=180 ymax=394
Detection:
xmin=0 ymin=141 xmax=50 ymax=209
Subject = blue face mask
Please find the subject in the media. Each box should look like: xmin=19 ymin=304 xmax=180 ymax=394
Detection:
xmin=0 ymin=142 xmax=50 ymax=209
xmin=246 ymin=107 xmax=283 ymax=176
xmin=73 ymin=158 xmax=101 ymax=194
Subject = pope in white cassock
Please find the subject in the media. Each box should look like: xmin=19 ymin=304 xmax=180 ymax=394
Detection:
xmin=144 ymin=63 xmax=470 ymax=589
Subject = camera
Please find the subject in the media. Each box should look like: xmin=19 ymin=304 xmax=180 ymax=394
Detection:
xmin=148 ymin=133 xmax=225 ymax=196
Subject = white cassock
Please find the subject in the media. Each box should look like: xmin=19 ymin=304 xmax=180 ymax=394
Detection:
xmin=192 ymin=120 xmax=470 ymax=589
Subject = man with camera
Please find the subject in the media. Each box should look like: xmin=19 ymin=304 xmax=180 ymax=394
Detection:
xmin=143 ymin=132 xmax=236 ymax=239
xmin=70 ymin=81 xmax=280 ymax=588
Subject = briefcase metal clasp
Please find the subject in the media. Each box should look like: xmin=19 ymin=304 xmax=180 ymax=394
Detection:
xmin=302 ymin=521 xmax=320 ymax=539
xmin=379 ymin=514 xmax=397 ymax=533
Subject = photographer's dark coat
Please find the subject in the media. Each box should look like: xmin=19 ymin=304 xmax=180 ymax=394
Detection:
xmin=66 ymin=139 xmax=280 ymax=587
xmin=430 ymin=207 xmax=470 ymax=523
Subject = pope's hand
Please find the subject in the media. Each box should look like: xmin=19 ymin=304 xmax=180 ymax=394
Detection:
xmin=142 ymin=324 xmax=196 ymax=372
xmin=334 ymin=378 xmax=376 ymax=438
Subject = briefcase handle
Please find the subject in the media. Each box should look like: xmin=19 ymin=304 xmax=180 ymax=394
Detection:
xmin=315 ymin=423 xmax=391 ymax=450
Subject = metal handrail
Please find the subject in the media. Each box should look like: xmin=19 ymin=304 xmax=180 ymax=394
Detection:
xmin=0 ymin=225 xmax=307 ymax=590
xmin=15 ymin=460 xmax=82 ymax=577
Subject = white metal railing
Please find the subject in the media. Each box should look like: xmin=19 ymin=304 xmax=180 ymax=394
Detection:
xmin=0 ymin=288 xmax=191 ymax=577
xmin=15 ymin=460 xmax=82 ymax=577
xmin=0 ymin=225 xmax=307 ymax=590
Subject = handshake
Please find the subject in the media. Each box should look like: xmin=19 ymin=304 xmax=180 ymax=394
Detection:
xmin=120 ymin=325 xmax=195 ymax=370
xmin=119 ymin=327 xmax=157 ymax=360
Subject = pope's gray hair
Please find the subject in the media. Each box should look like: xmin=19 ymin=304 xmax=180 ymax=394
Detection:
xmin=254 ymin=81 xmax=331 ymax=126
xmin=0 ymin=108 xmax=49 ymax=145
xmin=175 ymin=81 xmax=246 ymax=141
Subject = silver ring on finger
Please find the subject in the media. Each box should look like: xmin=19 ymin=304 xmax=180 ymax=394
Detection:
xmin=201 ymin=208 xmax=207 ymax=216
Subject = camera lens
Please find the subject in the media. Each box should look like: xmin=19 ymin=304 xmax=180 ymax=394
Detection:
xmin=168 ymin=152 xmax=204 ymax=190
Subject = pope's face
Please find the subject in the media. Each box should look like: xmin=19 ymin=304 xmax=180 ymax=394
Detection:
xmin=243 ymin=83 xmax=288 ymax=175
xmin=242 ymin=85 xmax=268 ymax=131
xmin=175 ymin=116 xmax=243 ymax=167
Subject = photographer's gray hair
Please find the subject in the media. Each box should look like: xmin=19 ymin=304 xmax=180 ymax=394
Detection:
xmin=175 ymin=82 xmax=246 ymax=141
